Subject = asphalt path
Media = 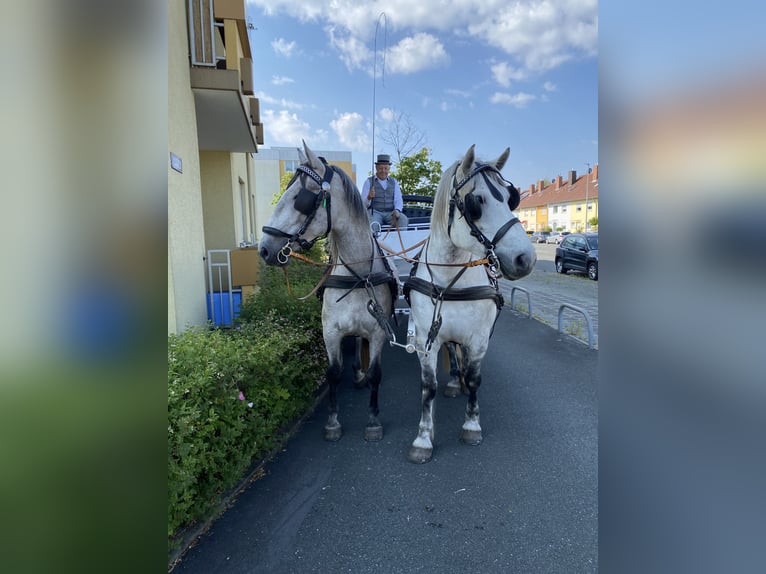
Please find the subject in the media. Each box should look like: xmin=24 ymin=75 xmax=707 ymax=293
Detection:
xmin=173 ymin=307 xmax=597 ymax=573
xmin=500 ymin=243 xmax=599 ymax=349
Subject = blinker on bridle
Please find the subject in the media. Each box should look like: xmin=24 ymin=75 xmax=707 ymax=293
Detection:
xmin=448 ymin=162 xmax=521 ymax=266
xmin=261 ymin=163 xmax=335 ymax=262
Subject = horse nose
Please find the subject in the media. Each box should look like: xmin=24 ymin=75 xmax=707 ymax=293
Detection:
xmin=515 ymin=251 xmax=535 ymax=274
xmin=259 ymin=245 xmax=270 ymax=262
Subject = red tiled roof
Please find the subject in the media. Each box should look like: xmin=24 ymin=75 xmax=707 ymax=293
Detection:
xmin=519 ymin=165 xmax=598 ymax=208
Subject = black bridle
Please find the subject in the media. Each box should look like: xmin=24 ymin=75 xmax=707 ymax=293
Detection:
xmin=261 ymin=163 xmax=335 ymax=262
xmin=447 ymin=162 xmax=521 ymax=268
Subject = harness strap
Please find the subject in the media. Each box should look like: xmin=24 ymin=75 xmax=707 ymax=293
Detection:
xmin=402 ymin=276 xmax=504 ymax=309
xmin=402 ymin=274 xmax=504 ymax=352
xmin=320 ymin=271 xmax=395 ymax=297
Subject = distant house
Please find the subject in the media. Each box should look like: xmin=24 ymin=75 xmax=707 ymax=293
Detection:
xmin=517 ymin=165 xmax=598 ymax=233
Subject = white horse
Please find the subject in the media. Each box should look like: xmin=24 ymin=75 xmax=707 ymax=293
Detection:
xmin=403 ymin=145 xmax=536 ymax=463
xmin=259 ymin=141 xmax=398 ymax=442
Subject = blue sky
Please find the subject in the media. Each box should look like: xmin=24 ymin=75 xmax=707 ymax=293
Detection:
xmin=244 ymin=0 xmax=597 ymax=190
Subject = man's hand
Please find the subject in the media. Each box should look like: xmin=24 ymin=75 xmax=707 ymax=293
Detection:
xmin=367 ymin=189 xmax=375 ymax=200
xmin=392 ymin=209 xmax=399 ymax=220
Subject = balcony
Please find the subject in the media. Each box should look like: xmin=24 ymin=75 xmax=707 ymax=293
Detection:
xmin=188 ymin=0 xmax=258 ymax=153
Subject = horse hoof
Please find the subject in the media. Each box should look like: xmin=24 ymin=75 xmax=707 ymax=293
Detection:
xmin=443 ymin=384 xmax=462 ymax=398
xmin=364 ymin=425 xmax=383 ymax=442
xmin=460 ymin=429 xmax=482 ymax=445
xmin=324 ymin=425 xmax=342 ymax=441
xmin=407 ymin=446 xmax=433 ymax=464
xmin=353 ymin=378 xmax=368 ymax=389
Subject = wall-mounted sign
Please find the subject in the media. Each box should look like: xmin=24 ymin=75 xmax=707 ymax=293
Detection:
xmin=170 ymin=152 xmax=183 ymax=173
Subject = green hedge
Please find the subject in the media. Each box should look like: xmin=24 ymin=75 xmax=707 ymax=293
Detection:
xmin=168 ymin=260 xmax=327 ymax=554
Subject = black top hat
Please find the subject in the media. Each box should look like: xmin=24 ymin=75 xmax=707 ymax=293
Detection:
xmin=375 ymin=154 xmax=391 ymax=165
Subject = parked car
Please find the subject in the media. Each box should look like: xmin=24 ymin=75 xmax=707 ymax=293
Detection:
xmin=531 ymin=231 xmax=551 ymax=243
xmin=548 ymin=231 xmax=571 ymax=244
xmin=555 ymin=232 xmax=598 ymax=280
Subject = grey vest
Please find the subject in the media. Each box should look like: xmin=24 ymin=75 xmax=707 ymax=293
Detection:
xmin=370 ymin=177 xmax=396 ymax=212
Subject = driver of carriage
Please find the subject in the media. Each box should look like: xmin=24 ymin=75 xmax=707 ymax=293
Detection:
xmin=361 ymin=154 xmax=409 ymax=229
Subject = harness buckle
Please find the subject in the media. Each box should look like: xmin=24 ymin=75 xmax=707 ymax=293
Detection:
xmin=277 ymin=245 xmax=293 ymax=265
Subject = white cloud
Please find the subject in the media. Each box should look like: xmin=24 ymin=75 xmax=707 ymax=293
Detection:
xmin=388 ymin=33 xmax=449 ymax=74
xmin=248 ymin=0 xmax=597 ymax=76
xmin=446 ymin=89 xmax=471 ymax=98
xmin=262 ymin=109 xmax=327 ymax=146
xmin=330 ymin=111 xmax=370 ymax=150
xmin=491 ymin=62 xmax=527 ymax=87
xmin=378 ymin=107 xmax=396 ymax=122
xmin=271 ymin=38 xmax=297 ymax=57
xmin=470 ymin=2 xmax=597 ymax=72
xmin=490 ymin=92 xmax=536 ymax=108
xmin=254 ymin=91 xmax=304 ymax=110
xmin=271 ymin=75 xmax=295 ymax=85
xmin=327 ymin=27 xmax=372 ymax=72
xmin=543 ymin=81 xmax=557 ymax=92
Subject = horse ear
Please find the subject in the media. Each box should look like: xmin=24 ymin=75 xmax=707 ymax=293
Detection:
xmin=459 ymin=144 xmax=476 ymax=177
xmin=297 ymin=146 xmax=308 ymax=164
xmin=494 ymin=148 xmax=511 ymax=171
xmin=302 ymin=140 xmax=324 ymax=173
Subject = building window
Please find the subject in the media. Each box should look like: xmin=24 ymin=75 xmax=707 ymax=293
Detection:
xmin=552 ymin=206 xmax=558 ymax=214
xmin=284 ymin=159 xmax=299 ymax=173
xmin=576 ymin=205 xmax=582 ymax=212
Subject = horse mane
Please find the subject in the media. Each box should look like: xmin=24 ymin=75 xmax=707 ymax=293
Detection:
xmin=315 ymin=163 xmax=370 ymax=263
xmin=431 ymin=161 xmax=460 ymax=237
xmin=330 ymin=165 xmax=368 ymax=220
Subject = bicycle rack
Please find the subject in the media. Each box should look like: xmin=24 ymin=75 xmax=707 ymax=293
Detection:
xmin=509 ymin=286 xmax=532 ymax=319
xmin=557 ymin=303 xmax=595 ymax=349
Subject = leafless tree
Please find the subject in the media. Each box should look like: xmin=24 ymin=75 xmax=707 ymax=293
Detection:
xmin=379 ymin=110 xmax=427 ymax=163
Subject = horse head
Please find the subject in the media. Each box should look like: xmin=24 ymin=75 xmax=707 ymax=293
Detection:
xmin=259 ymin=141 xmax=337 ymax=266
xmin=440 ymin=144 xmax=536 ymax=280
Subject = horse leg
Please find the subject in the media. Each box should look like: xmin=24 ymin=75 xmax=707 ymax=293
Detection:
xmin=352 ymin=337 xmax=369 ymax=389
xmin=363 ymin=356 xmax=383 ymax=441
xmin=443 ymin=342 xmax=465 ymax=398
xmin=408 ymin=351 xmax=439 ymax=463
xmin=324 ymin=340 xmax=344 ymax=441
xmin=460 ymin=357 xmax=483 ymax=445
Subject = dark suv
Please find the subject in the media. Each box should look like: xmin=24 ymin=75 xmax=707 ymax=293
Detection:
xmin=555 ymin=233 xmax=598 ymax=280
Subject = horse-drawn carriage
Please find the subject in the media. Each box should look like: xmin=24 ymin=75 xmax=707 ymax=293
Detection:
xmin=259 ymin=142 xmax=536 ymax=462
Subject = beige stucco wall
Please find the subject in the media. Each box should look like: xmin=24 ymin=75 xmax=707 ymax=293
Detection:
xmin=201 ymin=151 xmax=236 ymax=250
xmin=252 ymin=159 xmax=281 ymax=242
xmin=168 ymin=0 xmax=208 ymax=333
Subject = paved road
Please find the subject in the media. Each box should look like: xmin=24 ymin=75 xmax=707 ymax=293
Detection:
xmin=173 ymin=311 xmax=597 ymax=573
xmin=500 ymin=243 xmax=598 ymax=349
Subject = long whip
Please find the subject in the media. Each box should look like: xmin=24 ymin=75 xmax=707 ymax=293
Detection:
xmin=369 ymin=13 xmax=387 ymax=213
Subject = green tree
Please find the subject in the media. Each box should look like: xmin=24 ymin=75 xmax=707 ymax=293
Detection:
xmin=588 ymin=216 xmax=598 ymax=229
xmin=272 ymin=171 xmax=295 ymax=204
xmin=392 ymin=147 xmax=442 ymax=197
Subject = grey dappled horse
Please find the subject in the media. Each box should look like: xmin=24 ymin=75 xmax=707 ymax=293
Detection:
xmin=403 ymin=145 xmax=536 ymax=463
xmin=259 ymin=141 xmax=398 ymax=442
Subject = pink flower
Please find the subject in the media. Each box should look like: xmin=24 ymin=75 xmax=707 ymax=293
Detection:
xmin=238 ymin=391 xmax=245 ymax=401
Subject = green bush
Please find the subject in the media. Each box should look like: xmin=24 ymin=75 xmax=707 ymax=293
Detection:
xmin=168 ymin=258 xmax=327 ymax=553
xmin=236 ymin=258 xmax=325 ymax=330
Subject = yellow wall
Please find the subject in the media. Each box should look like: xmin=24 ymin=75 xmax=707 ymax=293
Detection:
xmin=168 ymin=0 xmax=208 ymax=333
xmin=200 ymin=151 xmax=235 ymax=250
xmin=253 ymin=158 xmax=281 ymax=240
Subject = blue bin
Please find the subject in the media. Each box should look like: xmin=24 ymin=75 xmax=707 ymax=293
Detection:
xmin=206 ymin=291 xmax=242 ymax=326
